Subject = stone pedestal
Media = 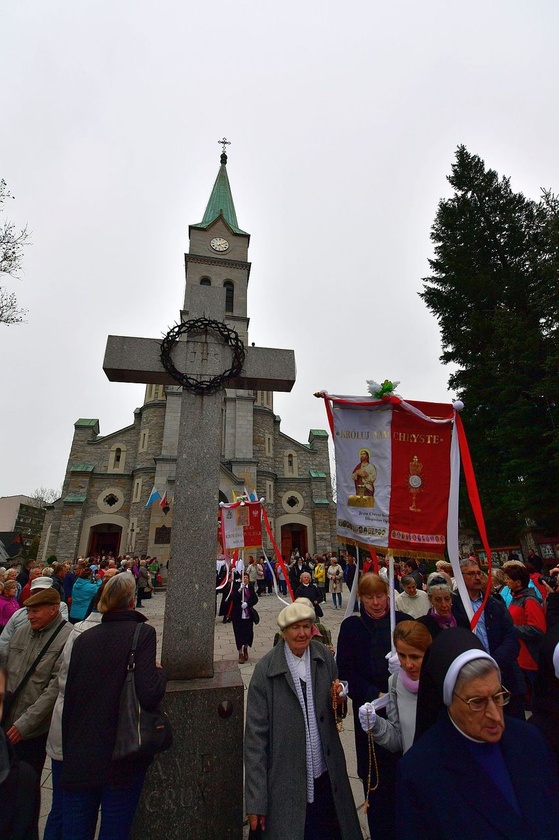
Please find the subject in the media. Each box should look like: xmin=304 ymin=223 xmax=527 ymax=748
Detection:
xmin=131 ymin=661 xmax=244 ymax=840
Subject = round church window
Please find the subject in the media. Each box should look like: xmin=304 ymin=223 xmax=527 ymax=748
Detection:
xmin=97 ymin=487 xmax=125 ymax=514
xmin=281 ymin=491 xmax=304 ymax=514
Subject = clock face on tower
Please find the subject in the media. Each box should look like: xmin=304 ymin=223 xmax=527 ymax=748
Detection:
xmin=210 ymin=237 xmax=229 ymax=253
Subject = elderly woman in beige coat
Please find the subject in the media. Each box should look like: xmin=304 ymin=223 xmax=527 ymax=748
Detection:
xmin=244 ymin=601 xmax=362 ymax=840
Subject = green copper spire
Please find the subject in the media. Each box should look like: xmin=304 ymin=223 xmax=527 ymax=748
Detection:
xmin=192 ymin=147 xmax=247 ymax=235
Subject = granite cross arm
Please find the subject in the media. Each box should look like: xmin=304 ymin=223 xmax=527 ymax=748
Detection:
xmin=103 ymin=335 xmax=296 ymax=392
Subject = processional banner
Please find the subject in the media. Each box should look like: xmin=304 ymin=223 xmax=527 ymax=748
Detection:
xmin=319 ymin=387 xmax=497 ymax=628
xmin=219 ymin=500 xmax=262 ymax=550
xmin=328 ymin=396 xmax=455 ymax=559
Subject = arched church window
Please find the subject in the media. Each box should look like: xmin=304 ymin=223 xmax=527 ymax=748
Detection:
xmin=108 ymin=443 xmax=127 ymax=473
xmin=224 ymin=281 xmax=234 ymax=313
xmin=200 ymin=277 xmax=211 ymax=286
xmin=284 ymin=450 xmax=298 ymax=477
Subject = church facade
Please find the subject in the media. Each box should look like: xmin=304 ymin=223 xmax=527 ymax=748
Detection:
xmin=38 ymin=152 xmax=336 ymax=565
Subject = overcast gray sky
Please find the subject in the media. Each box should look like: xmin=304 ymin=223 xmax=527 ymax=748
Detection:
xmin=2 ymin=0 xmax=558 ymax=498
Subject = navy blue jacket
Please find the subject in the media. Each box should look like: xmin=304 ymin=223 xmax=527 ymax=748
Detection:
xmin=530 ymin=622 xmax=559 ymax=761
xmin=398 ymin=711 xmax=559 ymax=840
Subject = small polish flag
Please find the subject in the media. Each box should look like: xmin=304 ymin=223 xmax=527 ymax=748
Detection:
xmin=146 ymin=486 xmax=161 ymax=509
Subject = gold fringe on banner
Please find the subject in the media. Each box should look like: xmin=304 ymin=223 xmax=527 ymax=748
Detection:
xmin=336 ymin=535 xmax=443 ymax=562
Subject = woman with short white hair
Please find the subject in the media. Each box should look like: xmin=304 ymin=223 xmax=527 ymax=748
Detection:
xmin=245 ymin=601 xmax=361 ymax=840
xmin=294 ymin=572 xmax=323 ymax=618
xmin=418 ymin=575 xmax=461 ymax=640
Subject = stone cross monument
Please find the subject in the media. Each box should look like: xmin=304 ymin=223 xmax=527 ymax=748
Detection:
xmin=103 ymin=285 xmax=296 ymax=838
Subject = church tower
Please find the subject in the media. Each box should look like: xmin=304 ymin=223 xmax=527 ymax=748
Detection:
xmin=38 ymin=146 xmax=336 ymax=565
xmin=181 ymin=145 xmax=262 ymax=493
xmin=153 ymin=145 xmax=263 ymax=509
xmin=183 ymin=146 xmax=251 ymax=344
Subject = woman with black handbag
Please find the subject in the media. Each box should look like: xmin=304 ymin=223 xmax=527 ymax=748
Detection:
xmin=231 ymin=572 xmax=258 ymax=664
xmin=61 ymin=573 xmax=168 ymax=839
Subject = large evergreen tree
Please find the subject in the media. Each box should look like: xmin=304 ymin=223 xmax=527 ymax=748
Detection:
xmin=421 ymin=146 xmax=559 ymax=541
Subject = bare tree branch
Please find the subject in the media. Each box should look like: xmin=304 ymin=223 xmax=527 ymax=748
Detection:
xmin=31 ymin=486 xmax=62 ymax=506
xmin=0 ymin=287 xmax=26 ymax=325
xmin=0 ymin=179 xmax=29 ymax=325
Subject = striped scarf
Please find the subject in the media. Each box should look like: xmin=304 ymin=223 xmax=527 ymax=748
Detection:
xmin=284 ymin=643 xmax=326 ymax=802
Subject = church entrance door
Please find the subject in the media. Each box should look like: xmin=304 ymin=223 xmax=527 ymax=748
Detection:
xmin=87 ymin=524 xmax=122 ymax=557
xmin=281 ymin=524 xmax=308 ymax=559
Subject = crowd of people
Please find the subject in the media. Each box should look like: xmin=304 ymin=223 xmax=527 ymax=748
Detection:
xmin=242 ymin=550 xmax=559 ymax=840
xmin=0 ymin=553 xmax=166 ymax=840
xmin=2 ymin=545 xmax=559 ymax=839
xmin=217 ymin=550 xmax=354 ymax=659
xmin=0 ymin=553 xmax=163 ymax=618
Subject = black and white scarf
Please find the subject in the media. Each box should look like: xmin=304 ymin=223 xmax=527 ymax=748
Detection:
xmin=284 ymin=644 xmax=326 ymax=802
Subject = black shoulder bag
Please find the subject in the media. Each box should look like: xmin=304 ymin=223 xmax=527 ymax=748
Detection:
xmin=112 ymin=623 xmax=173 ymax=760
xmin=1 ymin=619 xmax=68 ymax=728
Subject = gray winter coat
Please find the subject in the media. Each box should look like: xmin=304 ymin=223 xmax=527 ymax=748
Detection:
xmin=244 ymin=639 xmax=362 ymax=840
xmin=5 ymin=612 xmax=72 ymax=739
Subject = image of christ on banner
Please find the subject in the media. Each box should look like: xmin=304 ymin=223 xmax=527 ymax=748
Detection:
xmin=334 ymin=404 xmax=392 ymax=545
xmin=351 ymin=448 xmax=377 ymax=504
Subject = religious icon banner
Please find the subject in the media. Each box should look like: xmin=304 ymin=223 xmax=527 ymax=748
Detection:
xmin=219 ymin=500 xmax=262 ymax=550
xmin=330 ymin=398 xmax=454 ymax=558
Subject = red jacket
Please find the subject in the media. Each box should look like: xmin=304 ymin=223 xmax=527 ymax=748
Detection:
xmin=508 ymin=588 xmax=546 ymax=670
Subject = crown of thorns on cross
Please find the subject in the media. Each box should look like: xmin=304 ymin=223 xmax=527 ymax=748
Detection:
xmin=160 ymin=317 xmax=246 ymax=395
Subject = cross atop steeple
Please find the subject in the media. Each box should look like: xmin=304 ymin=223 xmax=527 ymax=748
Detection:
xmin=218 ymin=136 xmax=231 ymax=164
xmin=192 ymin=141 xmax=247 ymax=235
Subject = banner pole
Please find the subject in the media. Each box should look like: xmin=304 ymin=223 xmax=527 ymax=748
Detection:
xmin=259 ymin=503 xmax=289 ymax=605
xmin=388 ymin=554 xmax=396 ymax=654
xmin=261 ymin=508 xmax=295 ymax=601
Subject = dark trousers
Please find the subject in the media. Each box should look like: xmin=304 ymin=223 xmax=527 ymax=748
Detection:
xmin=14 ymin=734 xmax=47 ymax=823
xmin=62 ymin=768 xmax=147 ymax=840
xmin=304 ymin=772 xmax=342 ymax=840
xmin=361 ymin=748 xmax=398 ymax=840
xmin=44 ymin=759 xmax=63 ymax=840
xmin=14 ymin=733 xmax=48 ymax=781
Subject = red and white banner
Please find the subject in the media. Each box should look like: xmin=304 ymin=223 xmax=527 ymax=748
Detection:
xmin=219 ymin=500 xmax=262 ymax=551
xmin=327 ymin=395 xmax=455 ymax=558
xmin=319 ymin=390 xmax=496 ymax=630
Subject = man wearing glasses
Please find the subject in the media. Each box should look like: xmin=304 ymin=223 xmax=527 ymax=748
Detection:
xmin=452 ymin=558 xmax=526 ymax=718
